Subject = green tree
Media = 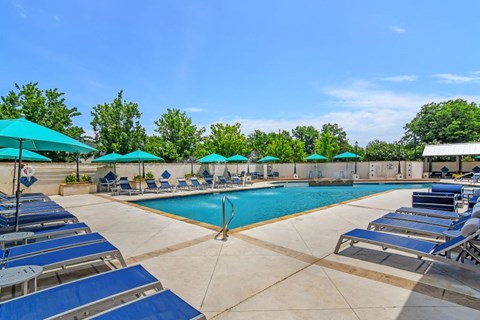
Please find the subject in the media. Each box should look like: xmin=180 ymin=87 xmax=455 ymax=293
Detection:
xmin=403 ymin=99 xmax=480 ymax=144
xmin=197 ymin=123 xmax=247 ymax=158
xmin=0 ymin=82 xmax=85 ymax=161
xmin=292 ymin=139 xmax=307 ymax=163
xmin=365 ymin=140 xmax=399 ymax=161
xmin=292 ymin=125 xmax=319 ymax=154
xmin=90 ymin=90 xmax=146 ymax=154
xmin=150 ymin=108 xmax=205 ymax=161
xmin=265 ymin=130 xmax=294 ymax=162
xmin=321 ymin=123 xmax=350 ymax=152
xmin=246 ymin=130 xmax=271 ymax=159
xmin=315 ymin=131 xmax=339 ymax=159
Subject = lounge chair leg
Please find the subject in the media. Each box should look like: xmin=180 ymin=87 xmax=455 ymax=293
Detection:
xmin=334 ymin=236 xmax=345 ymax=254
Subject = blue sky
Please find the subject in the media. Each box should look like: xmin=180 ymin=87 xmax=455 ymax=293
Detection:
xmin=1 ymin=1 xmax=479 ymax=146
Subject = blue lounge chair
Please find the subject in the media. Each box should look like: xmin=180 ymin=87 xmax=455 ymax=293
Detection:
xmin=0 ymin=202 xmax=64 ymax=215
xmin=4 ymin=239 xmax=126 ymax=269
xmin=189 ymin=177 xmax=205 ymax=190
xmin=118 ymin=180 xmax=142 ymax=196
xmin=0 ymin=194 xmax=49 ymax=203
xmin=0 ymin=222 xmax=91 ymax=247
xmin=0 ymin=211 xmax=78 ymax=229
xmin=0 ymin=191 xmax=49 ymax=202
xmin=177 ymin=178 xmax=191 ymax=190
xmin=217 ymin=176 xmax=230 ymax=188
xmin=368 ymin=217 xmax=453 ymax=238
xmin=159 ymin=179 xmax=175 ymax=192
xmin=203 ymin=177 xmax=214 ymax=188
xmin=334 ymin=219 xmax=480 ymax=271
xmin=396 ymin=206 xmax=461 ymax=219
xmin=382 ymin=212 xmax=458 ymax=227
xmin=0 ymin=265 xmax=161 ymax=320
xmin=99 ymin=177 xmax=115 ymax=192
xmin=145 ymin=179 xmax=161 ymax=193
xmin=1 ymin=232 xmax=106 ymax=261
xmin=232 ymin=176 xmax=242 ymax=186
xmin=88 ymin=289 xmax=206 ymax=320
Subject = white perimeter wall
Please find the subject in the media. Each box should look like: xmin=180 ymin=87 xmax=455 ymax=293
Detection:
xmin=0 ymin=160 xmax=439 ymax=195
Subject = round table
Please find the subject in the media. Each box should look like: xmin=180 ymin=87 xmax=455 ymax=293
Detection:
xmin=0 ymin=231 xmax=34 ymax=249
xmin=0 ymin=265 xmax=43 ymax=295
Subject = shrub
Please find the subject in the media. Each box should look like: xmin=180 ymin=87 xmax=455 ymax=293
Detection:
xmin=145 ymin=172 xmax=154 ymax=179
xmin=133 ymin=174 xmax=143 ymax=181
xmin=64 ymin=172 xmax=77 ymax=184
xmin=80 ymin=174 xmax=92 ymax=183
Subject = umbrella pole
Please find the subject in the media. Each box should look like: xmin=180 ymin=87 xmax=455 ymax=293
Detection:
xmin=15 ymin=140 xmax=23 ymax=232
xmin=12 ymin=160 xmax=17 ymax=195
xmin=76 ymin=154 xmax=80 ymax=182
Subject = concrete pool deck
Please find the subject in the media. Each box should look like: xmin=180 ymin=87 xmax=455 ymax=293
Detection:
xmin=20 ymin=186 xmax=480 ymax=319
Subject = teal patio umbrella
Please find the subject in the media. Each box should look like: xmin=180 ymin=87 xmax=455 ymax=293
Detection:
xmin=197 ymin=153 xmax=227 ymax=163
xmin=306 ymin=153 xmax=327 ymax=178
xmin=118 ymin=150 xmax=163 ymax=178
xmin=333 ymin=152 xmax=360 ymax=177
xmin=306 ymin=153 xmax=327 ymax=161
xmin=227 ymin=154 xmax=249 ymax=175
xmin=92 ymin=152 xmax=123 ymax=175
xmin=333 ymin=152 xmax=360 ymax=160
xmin=197 ymin=153 xmax=227 ymax=188
xmin=257 ymin=155 xmax=280 ymax=163
xmin=258 ymin=156 xmax=280 ymax=178
xmin=0 ymin=117 xmax=97 ymax=231
xmin=0 ymin=148 xmax=51 ymax=194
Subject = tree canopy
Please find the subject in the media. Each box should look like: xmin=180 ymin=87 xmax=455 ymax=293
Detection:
xmin=149 ymin=108 xmax=205 ymax=161
xmin=315 ymin=131 xmax=339 ymax=159
xmin=403 ymin=99 xmax=480 ymax=144
xmin=0 ymin=82 xmax=85 ymax=161
xmin=196 ymin=123 xmax=247 ymax=158
xmin=365 ymin=140 xmax=399 ymax=161
xmin=90 ymin=90 xmax=146 ymax=154
xmin=292 ymin=125 xmax=319 ymax=155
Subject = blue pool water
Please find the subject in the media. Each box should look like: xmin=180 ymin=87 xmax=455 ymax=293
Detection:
xmin=134 ymin=183 xmax=429 ymax=229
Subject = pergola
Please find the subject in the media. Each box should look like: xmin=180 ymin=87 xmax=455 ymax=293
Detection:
xmin=422 ymin=142 xmax=480 ymax=173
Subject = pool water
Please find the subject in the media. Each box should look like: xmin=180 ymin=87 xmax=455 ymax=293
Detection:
xmin=134 ymin=183 xmax=429 ymax=229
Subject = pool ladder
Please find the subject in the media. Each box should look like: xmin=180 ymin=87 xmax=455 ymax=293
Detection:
xmin=215 ymin=196 xmax=235 ymax=241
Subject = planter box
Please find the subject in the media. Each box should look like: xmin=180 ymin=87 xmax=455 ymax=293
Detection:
xmin=59 ymin=183 xmax=96 ymax=196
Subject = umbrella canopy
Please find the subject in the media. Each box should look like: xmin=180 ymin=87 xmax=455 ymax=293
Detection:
xmin=333 ymin=152 xmax=360 ymax=159
xmin=197 ymin=153 xmax=227 ymax=163
xmin=0 ymin=117 xmax=96 ymax=232
xmin=92 ymin=152 xmax=123 ymax=163
xmin=226 ymin=154 xmax=249 ymax=176
xmin=0 ymin=148 xmax=51 ymax=162
xmin=257 ymin=155 xmax=280 ymax=163
xmin=226 ymin=154 xmax=249 ymax=162
xmin=0 ymin=148 xmax=52 ymax=194
xmin=118 ymin=150 xmax=163 ymax=178
xmin=306 ymin=153 xmax=327 ymax=161
xmin=0 ymin=117 xmax=96 ymax=153
xmin=119 ymin=150 xmax=163 ymax=162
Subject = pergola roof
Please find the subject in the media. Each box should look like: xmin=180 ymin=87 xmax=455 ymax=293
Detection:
xmin=422 ymin=143 xmax=480 ymax=157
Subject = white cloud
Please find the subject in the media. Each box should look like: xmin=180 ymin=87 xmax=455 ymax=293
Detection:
xmin=184 ymin=107 xmax=207 ymax=113
xmin=15 ymin=3 xmax=26 ymax=18
xmin=433 ymin=73 xmax=480 ymax=83
xmin=381 ymin=75 xmax=417 ymax=82
xmin=203 ymin=82 xmax=480 ymax=146
xmin=389 ymin=26 xmax=406 ymax=34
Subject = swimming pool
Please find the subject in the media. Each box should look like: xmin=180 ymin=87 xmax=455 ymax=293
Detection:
xmin=134 ymin=183 xmax=429 ymax=229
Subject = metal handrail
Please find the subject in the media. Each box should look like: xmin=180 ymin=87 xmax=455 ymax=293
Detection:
xmin=215 ymin=195 xmax=235 ymax=241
